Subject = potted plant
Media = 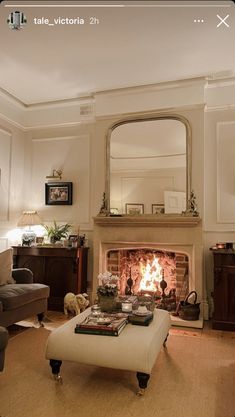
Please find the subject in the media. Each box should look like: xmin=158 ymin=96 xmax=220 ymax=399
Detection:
xmin=97 ymin=271 xmax=119 ymax=312
xmin=44 ymin=221 xmax=71 ymax=244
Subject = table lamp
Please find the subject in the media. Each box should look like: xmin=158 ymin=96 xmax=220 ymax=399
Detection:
xmin=17 ymin=210 xmax=42 ymax=246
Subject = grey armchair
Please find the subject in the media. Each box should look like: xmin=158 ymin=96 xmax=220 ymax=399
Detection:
xmin=0 ymin=326 xmax=9 ymax=371
xmin=0 ymin=268 xmax=50 ymax=328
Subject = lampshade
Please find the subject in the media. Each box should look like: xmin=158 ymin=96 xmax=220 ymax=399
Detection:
xmin=17 ymin=211 xmax=42 ymax=227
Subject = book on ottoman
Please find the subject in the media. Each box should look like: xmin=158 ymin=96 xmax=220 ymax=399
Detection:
xmin=75 ymin=313 xmax=128 ymax=336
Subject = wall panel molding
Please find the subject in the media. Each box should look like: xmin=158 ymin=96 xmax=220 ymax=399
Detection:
xmin=217 ymin=121 xmax=235 ymax=224
xmin=0 ymin=128 xmax=12 ymax=221
xmin=31 ymin=134 xmax=91 ymax=227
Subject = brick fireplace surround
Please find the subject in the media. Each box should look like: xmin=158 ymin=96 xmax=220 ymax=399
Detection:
xmin=93 ymin=215 xmax=205 ymax=328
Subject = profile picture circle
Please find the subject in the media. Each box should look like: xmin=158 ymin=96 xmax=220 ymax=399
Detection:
xmin=7 ymin=11 xmax=27 ymax=30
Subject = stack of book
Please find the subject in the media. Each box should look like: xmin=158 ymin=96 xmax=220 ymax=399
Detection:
xmin=128 ymin=311 xmax=153 ymax=326
xmin=75 ymin=313 xmax=128 ymax=336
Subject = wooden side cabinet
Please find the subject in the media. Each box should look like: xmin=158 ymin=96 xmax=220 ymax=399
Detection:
xmin=212 ymin=250 xmax=235 ymax=331
xmin=12 ymin=246 xmax=89 ymax=311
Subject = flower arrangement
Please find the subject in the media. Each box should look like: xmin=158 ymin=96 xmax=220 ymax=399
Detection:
xmin=97 ymin=271 xmax=119 ymax=297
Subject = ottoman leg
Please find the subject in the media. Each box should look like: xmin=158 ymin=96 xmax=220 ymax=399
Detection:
xmin=49 ymin=359 xmax=63 ymax=383
xmin=136 ymin=372 xmax=150 ymax=396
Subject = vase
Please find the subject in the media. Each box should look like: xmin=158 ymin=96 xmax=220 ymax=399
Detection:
xmin=98 ymin=295 xmax=117 ymax=312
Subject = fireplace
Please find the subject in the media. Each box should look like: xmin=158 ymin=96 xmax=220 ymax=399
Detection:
xmin=93 ymin=215 xmax=205 ymax=328
xmin=106 ymin=248 xmax=189 ymax=311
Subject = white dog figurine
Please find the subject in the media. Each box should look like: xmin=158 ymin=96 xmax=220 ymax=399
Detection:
xmin=64 ymin=292 xmax=89 ymax=316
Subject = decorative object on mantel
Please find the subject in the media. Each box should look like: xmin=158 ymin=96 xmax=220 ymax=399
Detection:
xmin=44 ymin=220 xmax=71 ymax=244
xmin=46 ymin=169 xmax=62 ymax=181
xmin=45 ymin=182 xmax=73 ymax=205
xmin=98 ymin=192 xmax=109 ymax=216
xmin=17 ymin=210 xmax=42 ymax=246
xmin=184 ymin=190 xmax=199 ymax=217
xmin=97 ymin=271 xmax=119 ymax=312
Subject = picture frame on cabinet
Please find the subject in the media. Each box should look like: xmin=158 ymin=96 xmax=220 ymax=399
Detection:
xmin=45 ymin=182 xmax=73 ymax=205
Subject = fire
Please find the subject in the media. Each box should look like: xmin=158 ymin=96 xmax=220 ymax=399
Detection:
xmin=139 ymin=256 xmax=162 ymax=292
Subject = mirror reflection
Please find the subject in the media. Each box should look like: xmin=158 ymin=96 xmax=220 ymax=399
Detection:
xmin=108 ymin=117 xmax=189 ymax=215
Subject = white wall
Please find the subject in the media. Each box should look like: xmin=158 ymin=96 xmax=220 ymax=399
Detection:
xmin=1 ymin=78 xmax=235 ymax=306
xmin=0 ymin=117 xmax=26 ymax=249
xmin=204 ymin=106 xmax=235 ymax=303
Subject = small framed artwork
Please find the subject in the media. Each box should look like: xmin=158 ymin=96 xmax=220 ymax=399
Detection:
xmin=125 ymin=203 xmax=144 ymax=215
xmin=68 ymin=234 xmax=78 ymax=248
xmin=152 ymin=204 xmax=165 ymax=214
xmin=45 ymin=182 xmax=73 ymax=205
xmin=110 ymin=208 xmax=119 ymax=215
xmin=164 ymin=191 xmax=186 ymax=214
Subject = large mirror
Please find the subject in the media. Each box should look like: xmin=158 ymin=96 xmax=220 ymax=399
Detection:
xmin=106 ymin=115 xmax=191 ymax=215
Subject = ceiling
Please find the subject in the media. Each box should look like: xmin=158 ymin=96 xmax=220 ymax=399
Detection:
xmin=0 ymin=0 xmax=234 ymax=105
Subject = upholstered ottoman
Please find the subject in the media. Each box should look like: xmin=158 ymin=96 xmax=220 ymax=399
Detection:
xmin=46 ymin=308 xmax=171 ymax=395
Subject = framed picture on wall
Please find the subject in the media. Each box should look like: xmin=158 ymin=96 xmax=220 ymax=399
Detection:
xmin=152 ymin=204 xmax=165 ymax=214
xmin=125 ymin=203 xmax=144 ymax=215
xmin=45 ymin=182 xmax=73 ymax=205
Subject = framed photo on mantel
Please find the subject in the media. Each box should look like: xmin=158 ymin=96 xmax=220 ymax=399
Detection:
xmin=152 ymin=204 xmax=165 ymax=214
xmin=125 ymin=203 xmax=144 ymax=215
xmin=45 ymin=182 xmax=73 ymax=205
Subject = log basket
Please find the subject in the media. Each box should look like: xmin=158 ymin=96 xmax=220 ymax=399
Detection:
xmin=177 ymin=291 xmax=200 ymax=321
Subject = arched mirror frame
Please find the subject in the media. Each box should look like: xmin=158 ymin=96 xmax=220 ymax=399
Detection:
xmin=105 ymin=113 xmax=192 ymax=215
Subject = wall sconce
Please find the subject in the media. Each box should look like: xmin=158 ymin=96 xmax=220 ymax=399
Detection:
xmin=46 ymin=169 xmax=62 ymax=180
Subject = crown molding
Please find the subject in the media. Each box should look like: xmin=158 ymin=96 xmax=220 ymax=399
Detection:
xmin=27 ymin=95 xmax=95 ymax=109
xmin=0 ymin=87 xmax=26 ymax=109
xmin=206 ymin=76 xmax=235 ymax=88
xmin=0 ymin=111 xmax=26 ymax=131
xmin=205 ymin=104 xmax=235 ymax=112
xmin=95 ymin=76 xmax=207 ymax=97
xmin=95 ymin=103 xmax=205 ymax=121
xmin=205 ymin=80 xmax=235 ymax=109
xmin=1 ymin=75 xmax=235 ymax=129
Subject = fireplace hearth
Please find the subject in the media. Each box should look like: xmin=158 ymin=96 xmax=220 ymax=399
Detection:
xmin=93 ymin=215 xmax=205 ymax=328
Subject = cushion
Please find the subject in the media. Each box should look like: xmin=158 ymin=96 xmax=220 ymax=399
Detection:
xmin=0 ymin=249 xmax=15 ymax=286
xmin=0 ymin=283 xmax=50 ymax=310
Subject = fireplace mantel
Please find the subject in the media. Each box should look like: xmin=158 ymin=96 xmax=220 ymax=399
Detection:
xmin=93 ymin=213 xmax=205 ymax=328
xmin=94 ymin=215 xmax=201 ymax=227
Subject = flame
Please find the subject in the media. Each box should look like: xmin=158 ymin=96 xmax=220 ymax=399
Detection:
xmin=139 ymin=256 xmax=162 ymax=292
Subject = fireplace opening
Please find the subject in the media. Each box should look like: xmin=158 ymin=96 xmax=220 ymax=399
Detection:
xmin=107 ymin=249 xmax=189 ymax=312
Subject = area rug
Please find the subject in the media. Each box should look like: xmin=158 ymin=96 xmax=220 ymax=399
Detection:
xmin=7 ymin=310 xmax=70 ymax=339
xmin=0 ymin=325 xmax=235 ymax=417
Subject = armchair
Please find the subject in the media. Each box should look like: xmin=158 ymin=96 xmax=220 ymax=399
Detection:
xmin=0 ymin=326 xmax=9 ymax=371
xmin=0 ymin=268 xmax=50 ymax=328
